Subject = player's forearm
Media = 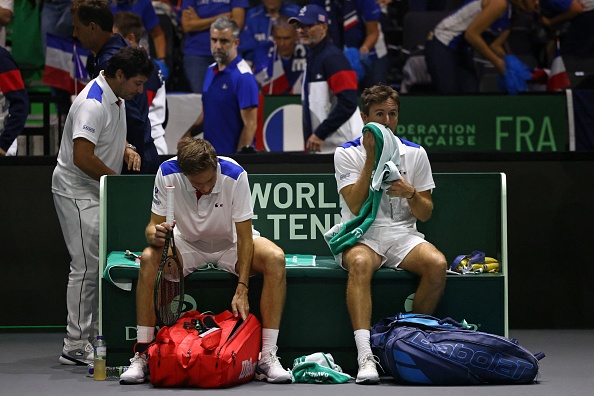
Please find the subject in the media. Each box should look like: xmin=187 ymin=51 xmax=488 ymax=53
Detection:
xmin=342 ymin=161 xmax=374 ymax=215
xmin=236 ymin=239 xmax=253 ymax=285
xmin=408 ymin=191 xmax=433 ymax=222
xmin=73 ymin=155 xmax=116 ymax=181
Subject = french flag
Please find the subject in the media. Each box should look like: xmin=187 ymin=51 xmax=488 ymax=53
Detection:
xmin=254 ymin=47 xmax=289 ymax=95
xmin=262 ymin=104 xmax=303 ymax=152
xmin=547 ymin=45 xmax=571 ymax=92
xmin=42 ymin=33 xmax=91 ymax=95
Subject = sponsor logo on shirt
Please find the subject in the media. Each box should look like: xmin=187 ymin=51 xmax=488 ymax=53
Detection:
xmin=215 ymin=203 xmax=224 ymax=207
xmin=82 ymin=124 xmax=95 ymax=134
xmin=340 ymin=173 xmax=350 ymax=180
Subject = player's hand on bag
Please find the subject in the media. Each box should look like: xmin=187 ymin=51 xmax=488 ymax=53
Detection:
xmin=231 ymin=287 xmax=249 ymax=320
xmin=124 ymin=146 xmax=141 ymax=171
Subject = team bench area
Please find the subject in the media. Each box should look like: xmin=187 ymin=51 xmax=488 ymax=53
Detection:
xmin=99 ymin=172 xmax=508 ymax=372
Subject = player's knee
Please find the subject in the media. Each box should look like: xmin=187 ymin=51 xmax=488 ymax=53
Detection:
xmin=139 ymin=247 xmax=160 ymax=272
xmin=259 ymin=245 xmax=286 ymax=279
xmin=345 ymin=255 xmax=375 ymax=280
xmin=424 ymin=252 xmax=447 ymax=284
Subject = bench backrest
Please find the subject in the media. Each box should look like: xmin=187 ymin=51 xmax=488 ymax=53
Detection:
xmin=100 ymin=173 xmax=506 ymax=267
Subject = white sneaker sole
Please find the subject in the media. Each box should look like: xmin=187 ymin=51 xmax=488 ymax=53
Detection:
xmin=119 ymin=377 xmax=146 ymax=385
xmin=355 ymin=377 xmax=380 ymax=385
xmin=255 ymin=372 xmax=292 ymax=384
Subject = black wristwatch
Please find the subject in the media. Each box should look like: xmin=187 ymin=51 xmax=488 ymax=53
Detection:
xmin=125 ymin=143 xmax=137 ymax=152
xmin=237 ymin=145 xmax=257 ymax=154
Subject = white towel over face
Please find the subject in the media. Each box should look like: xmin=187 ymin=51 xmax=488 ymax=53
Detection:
xmin=366 ymin=122 xmax=401 ymax=192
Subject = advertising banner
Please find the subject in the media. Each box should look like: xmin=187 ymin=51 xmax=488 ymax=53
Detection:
xmin=256 ymin=95 xmax=568 ymax=153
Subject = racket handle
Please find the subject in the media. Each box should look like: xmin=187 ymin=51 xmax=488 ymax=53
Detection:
xmin=166 ymin=185 xmax=175 ymax=226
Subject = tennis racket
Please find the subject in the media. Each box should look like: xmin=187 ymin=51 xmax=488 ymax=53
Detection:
xmin=154 ymin=185 xmax=184 ymax=327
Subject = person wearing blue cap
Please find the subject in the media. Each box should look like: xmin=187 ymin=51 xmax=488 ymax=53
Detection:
xmin=289 ymin=4 xmax=363 ymax=154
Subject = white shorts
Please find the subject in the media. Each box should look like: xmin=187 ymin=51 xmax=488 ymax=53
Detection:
xmin=173 ymin=229 xmax=261 ymax=277
xmin=335 ymin=226 xmax=429 ymax=270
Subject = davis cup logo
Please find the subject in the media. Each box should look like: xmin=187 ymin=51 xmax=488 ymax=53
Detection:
xmin=263 ymin=104 xmax=304 ymax=152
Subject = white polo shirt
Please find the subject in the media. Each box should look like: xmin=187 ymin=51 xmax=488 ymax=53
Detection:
xmin=52 ymin=72 xmax=126 ymax=200
xmin=334 ymin=135 xmax=435 ymax=230
xmin=152 ymin=156 xmax=254 ymax=247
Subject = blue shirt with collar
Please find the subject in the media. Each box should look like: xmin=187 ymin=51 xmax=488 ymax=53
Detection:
xmin=203 ymin=55 xmax=259 ymax=154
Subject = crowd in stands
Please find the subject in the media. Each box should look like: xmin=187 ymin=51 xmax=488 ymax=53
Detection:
xmin=6 ymin=1 xmax=594 ymax=93
xmin=1 ymin=0 xmax=593 ymax=156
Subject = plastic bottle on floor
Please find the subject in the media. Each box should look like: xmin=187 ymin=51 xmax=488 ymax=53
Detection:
xmin=88 ymin=364 xmax=130 ymax=379
xmin=93 ymin=335 xmax=107 ymax=380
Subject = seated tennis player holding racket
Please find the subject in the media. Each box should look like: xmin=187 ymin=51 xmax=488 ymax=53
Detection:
xmin=120 ymin=138 xmax=291 ymax=385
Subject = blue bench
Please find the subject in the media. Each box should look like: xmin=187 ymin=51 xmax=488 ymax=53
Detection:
xmin=99 ymin=173 xmax=507 ymax=372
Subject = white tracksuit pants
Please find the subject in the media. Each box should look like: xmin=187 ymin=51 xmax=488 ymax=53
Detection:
xmin=53 ymin=193 xmax=100 ymax=342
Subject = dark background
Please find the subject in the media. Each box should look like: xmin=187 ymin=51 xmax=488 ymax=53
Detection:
xmin=1 ymin=151 xmax=593 ymax=329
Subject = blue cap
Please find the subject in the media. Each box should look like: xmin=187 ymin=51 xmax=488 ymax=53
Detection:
xmin=288 ymin=5 xmax=329 ymax=25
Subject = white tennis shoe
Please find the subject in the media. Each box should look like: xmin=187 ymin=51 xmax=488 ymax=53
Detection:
xmin=255 ymin=346 xmax=292 ymax=383
xmin=356 ymin=354 xmax=380 ymax=384
xmin=119 ymin=353 xmax=149 ymax=384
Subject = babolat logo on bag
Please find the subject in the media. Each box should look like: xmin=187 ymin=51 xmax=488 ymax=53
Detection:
xmin=409 ymin=333 xmax=535 ymax=380
xmin=371 ymin=313 xmax=545 ymax=385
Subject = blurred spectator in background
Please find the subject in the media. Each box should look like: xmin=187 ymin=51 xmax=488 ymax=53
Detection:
xmin=238 ymin=0 xmax=300 ymax=64
xmin=289 ymin=4 xmax=363 ymax=154
xmin=312 ymin=0 xmax=388 ymax=90
xmin=41 ymin=0 xmax=73 ymax=51
xmin=253 ymin=15 xmax=306 ymax=94
xmin=72 ymin=0 xmax=160 ymax=173
xmin=110 ymin=0 xmax=169 ymax=79
xmin=41 ymin=0 xmax=75 ymax=117
xmin=539 ymin=0 xmax=594 ymax=57
xmin=0 ymin=46 xmax=29 ymax=155
xmin=182 ymin=17 xmax=259 ymax=154
xmin=113 ymin=11 xmax=168 ymax=155
xmin=0 ymin=0 xmax=13 ymax=48
xmin=424 ymin=0 xmax=538 ymax=94
xmin=180 ymin=0 xmax=249 ymax=93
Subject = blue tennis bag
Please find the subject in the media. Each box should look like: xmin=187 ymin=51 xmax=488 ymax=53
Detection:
xmin=370 ymin=313 xmax=545 ymax=385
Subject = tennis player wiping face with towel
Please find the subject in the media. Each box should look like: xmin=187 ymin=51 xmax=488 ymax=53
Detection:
xmin=331 ymin=84 xmax=448 ymax=385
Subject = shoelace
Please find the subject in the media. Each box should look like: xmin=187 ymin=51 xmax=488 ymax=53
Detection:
xmin=263 ymin=346 xmax=283 ymax=368
xmin=359 ymin=354 xmax=384 ymax=373
xmin=130 ymin=353 xmax=146 ymax=365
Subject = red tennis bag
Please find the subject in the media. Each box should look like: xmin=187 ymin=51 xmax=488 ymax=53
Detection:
xmin=147 ymin=310 xmax=262 ymax=388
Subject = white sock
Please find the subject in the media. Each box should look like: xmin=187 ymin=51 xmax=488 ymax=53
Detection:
xmin=354 ymin=329 xmax=372 ymax=361
xmin=261 ymin=328 xmax=279 ymax=357
xmin=137 ymin=326 xmax=154 ymax=344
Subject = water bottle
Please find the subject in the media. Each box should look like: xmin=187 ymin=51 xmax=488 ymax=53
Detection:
xmin=93 ymin=335 xmax=107 ymax=380
xmin=389 ymin=196 xmax=402 ymax=220
xmin=88 ymin=364 xmax=130 ymax=379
